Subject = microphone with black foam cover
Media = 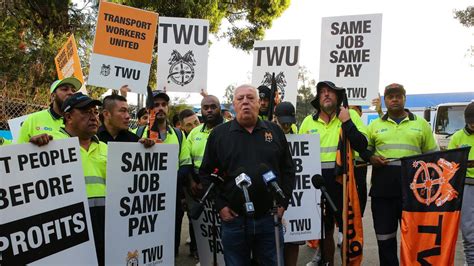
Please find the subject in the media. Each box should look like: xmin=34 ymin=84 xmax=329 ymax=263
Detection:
xmin=189 ymin=168 xmax=223 ymax=220
xmin=234 ymin=168 xmax=255 ymax=216
xmin=259 ymin=163 xmax=286 ymax=200
xmin=311 ymin=174 xmax=338 ymax=213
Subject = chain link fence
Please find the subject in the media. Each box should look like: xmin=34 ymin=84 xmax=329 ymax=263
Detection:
xmin=0 ymin=95 xmax=47 ymax=131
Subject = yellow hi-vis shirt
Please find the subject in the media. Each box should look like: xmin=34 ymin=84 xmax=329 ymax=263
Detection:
xmin=0 ymin=137 xmax=12 ymax=146
xmin=146 ymin=125 xmax=192 ymax=168
xmin=299 ymin=109 xmax=367 ymax=165
xmin=367 ymin=112 xmax=438 ymax=159
xmin=187 ymin=123 xmax=220 ymax=172
xmin=18 ymin=108 xmax=64 ymax=144
xmin=448 ymin=128 xmax=474 ymax=179
xmin=51 ymin=128 xmax=108 ymax=207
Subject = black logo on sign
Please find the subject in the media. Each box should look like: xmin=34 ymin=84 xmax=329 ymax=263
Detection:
xmin=100 ymin=64 xmax=111 ymax=76
xmin=261 ymin=72 xmax=287 ymax=100
xmin=167 ymin=50 xmax=196 ymax=86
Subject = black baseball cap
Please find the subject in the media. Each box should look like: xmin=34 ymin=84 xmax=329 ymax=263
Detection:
xmin=61 ymin=92 xmax=102 ymax=113
xmin=257 ymin=85 xmax=271 ymax=100
xmin=384 ymin=83 xmax=406 ymax=96
xmin=465 ymin=102 xmax=474 ymax=124
xmin=275 ymin=102 xmax=296 ymax=124
xmin=152 ymin=90 xmax=170 ymax=102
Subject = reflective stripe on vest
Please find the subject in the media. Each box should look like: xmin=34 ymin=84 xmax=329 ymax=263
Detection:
xmin=85 ymin=176 xmax=106 ymax=185
xmin=378 ymin=143 xmax=421 ymax=153
xmin=88 ymin=197 xmax=105 ymax=207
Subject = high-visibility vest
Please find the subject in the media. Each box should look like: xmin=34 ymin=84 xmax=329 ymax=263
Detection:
xmin=367 ymin=111 xmax=438 ymax=159
xmin=52 ymin=129 xmax=108 ymax=207
xmin=299 ymin=109 xmax=367 ymax=167
xmin=18 ymin=109 xmax=64 ymax=143
xmin=448 ymin=128 xmax=474 ymax=179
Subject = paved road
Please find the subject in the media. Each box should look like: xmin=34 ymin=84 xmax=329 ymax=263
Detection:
xmin=176 ymin=169 xmax=467 ymax=265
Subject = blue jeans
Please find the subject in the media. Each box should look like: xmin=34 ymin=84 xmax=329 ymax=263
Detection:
xmin=221 ymin=215 xmax=284 ymax=266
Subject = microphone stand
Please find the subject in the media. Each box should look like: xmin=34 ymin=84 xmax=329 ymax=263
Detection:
xmin=271 ymin=196 xmax=283 ymax=266
xmin=211 ymin=200 xmax=218 ymax=266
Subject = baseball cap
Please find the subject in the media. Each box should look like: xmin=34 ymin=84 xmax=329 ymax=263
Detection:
xmin=384 ymin=83 xmax=406 ymax=96
xmin=275 ymin=102 xmax=296 ymax=124
xmin=50 ymin=77 xmax=82 ymax=94
xmin=152 ymin=90 xmax=170 ymax=102
xmin=465 ymin=102 xmax=474 ymax=124
xmin=61 ymin=92 xmax=102 ymax=113
xmin=257 ymin=85 xmax=271 ymax=100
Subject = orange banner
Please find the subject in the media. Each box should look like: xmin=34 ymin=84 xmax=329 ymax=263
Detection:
xmin=54 ymin=34 xmax=84 ymax=82
xmin=401 ymin=212 xmax=460 ymax=265
xmin=93 ymin=2 xmax=158 ymax=64
xmin=336 ymin=130 xmax=363 ymax=265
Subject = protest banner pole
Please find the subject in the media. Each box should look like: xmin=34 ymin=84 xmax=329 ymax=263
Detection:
xmin=341 ymin=90 xmax=350 ymax=266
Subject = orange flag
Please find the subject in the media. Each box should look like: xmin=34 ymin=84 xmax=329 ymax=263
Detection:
xmin=400 ymin=148 xmax=469 ymax=265
xmin=335 ymin=129 xmax=363 ymax=265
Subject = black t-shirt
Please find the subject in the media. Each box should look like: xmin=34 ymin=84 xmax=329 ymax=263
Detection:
xmin=200 ymin=119 xmax=296 ymax=218
xmin=97 ymin=126 xmax=140 ymax=144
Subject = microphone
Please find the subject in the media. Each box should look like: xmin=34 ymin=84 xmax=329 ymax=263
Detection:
xmin=311 ymin=174 xmax=337 ymax=213
xmin=234 ymin=170 xmax=255 ymax=216
xmin=189 ymin=169 xmax=222 ymax=220
xmin=259 ymin=164 xmax=286 ymax=200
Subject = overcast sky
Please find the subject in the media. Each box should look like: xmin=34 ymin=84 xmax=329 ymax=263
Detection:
xmin=95 ymin=0 xmax=473 ymax=105
xmin=196 ymin=0 xmax=474 ymax=104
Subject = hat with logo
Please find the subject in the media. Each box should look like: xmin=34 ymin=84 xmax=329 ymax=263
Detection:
xmin=465 ymin=102 xmax=474 ymax=124
xmin=61 ymin=92 xmax=102 ymax=113
xmin=50 ymin=77 xmax=82 ymax=94
xmin=257 ymin=85 xmax=271 ymax=100
xmin=384 ymin=83 xmax=406 ymax=96
xmin=152 ymin=90 xmax=170 ymax=102
xmin=275 ymin=102 xmax=296 ymax=124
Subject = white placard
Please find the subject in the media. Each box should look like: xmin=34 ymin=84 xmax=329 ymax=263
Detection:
xmin=283 ymin=134 xmax=322 ymax=242
xmin=252 ymin=39 xmax=300 ymax=108
xmin=8 ymin=114 xmax=29 ymax=143
xmin=0 ymin=138 xmax=97 ymax=265
xmin=87 ymin=2 xmax=158 ymax=95
xmin=189 ymin=199 xmax=225 ymax=266
xmin=105 ymin=143 xmax=178 ymax=266
xmin=157 ymin=17 xmax=209 ymax=93
xmin=319 ymin=14 xmax=382 ymax=106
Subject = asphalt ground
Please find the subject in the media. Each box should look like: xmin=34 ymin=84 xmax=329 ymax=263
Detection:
xmin=175 ymin=169 xmax=466 ymax=266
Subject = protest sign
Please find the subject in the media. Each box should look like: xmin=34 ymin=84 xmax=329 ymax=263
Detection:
xmin=252 ymin=40 xmax=300 ymax=108
xmin=8 ymin=114 xmax=29 ymax=143
xmin=105 ymin=143 xmax=178 ymax=266
xmin=283 ymin=134 xmax=322 ymax=242
xmin=157 ymin=17 xmax=209 ymax=93
xmin=88 ymin=2 xmax=158 ymax=94
xmin=0 ymin=138 xmax=97 ymax=265
xmin=319 ymin=14 xmax=382 ymax=105
xmin=189 ymin=198 xmax=225 ymax=266
xmin=54 ymin=34 xmax=84 ymax=84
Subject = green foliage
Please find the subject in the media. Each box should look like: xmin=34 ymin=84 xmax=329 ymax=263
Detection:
xmin=1 ymin=0 xmax=96 ymax=104
xmin=111 ymin=0 xmax=290 ymax=51
xmin=295 ymin=66 xmax=316 ymax=125
xmin=454 ymin=6 xmax=473 ymax=27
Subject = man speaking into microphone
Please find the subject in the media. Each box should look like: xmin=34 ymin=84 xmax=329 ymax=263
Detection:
xmin=200 ymin=84 xmax=296 ymax=265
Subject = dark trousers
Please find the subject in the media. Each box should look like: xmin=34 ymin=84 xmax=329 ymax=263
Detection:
xmin=354 ymin=165 xmax=368 ymax=216
xmin=90 ymin=206 xmax=105 ymax=266
xmin=371 ymin=197 xmax=402 ymax=266
xmin=221 ymin=215 xmax=283 ymax=266
xmin=175 ymin=197 xmax=185 ymax=256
